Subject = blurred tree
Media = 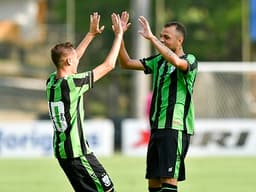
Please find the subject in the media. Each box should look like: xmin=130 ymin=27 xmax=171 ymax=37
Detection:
xmin=157 ymin=0 xmax=242 ymax=61
xmin=49 ymin=0 xmax=243 ymax=62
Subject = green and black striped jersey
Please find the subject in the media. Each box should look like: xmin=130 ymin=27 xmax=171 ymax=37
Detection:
xmin=140 ymin=54 xmax=198 ymax=134
xmin=46 ymin=71 xmax=93 ymax=159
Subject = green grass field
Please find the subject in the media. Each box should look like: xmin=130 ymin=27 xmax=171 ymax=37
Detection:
xmin=0 ymin=154 xmax=255 ymax=192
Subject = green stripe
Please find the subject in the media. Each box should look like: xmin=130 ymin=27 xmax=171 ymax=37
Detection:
xmin=68 ymin=80 xmax=84 ymax=157
xmin=151 ymin=60 xmax=163 ymax=124
xmin=172 ymin=103 xmax=184 ymax=129
xmin=174 ymin=131 xmax=183 ymax=178
xmin=59 ymin=133 xmax=67 ymax=158
xmin=54 ymin=106 xmax=62 ymax=128
xmin=80 ymin=156 xmax=104 ymax=192
xmin=53 ymin=80 xmax=62 ymax=101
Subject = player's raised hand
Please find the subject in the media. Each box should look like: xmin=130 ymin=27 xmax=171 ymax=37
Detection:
xmin=120 ymin=11 xmax=131 ymax=33
xmin=138 ymin=16 xmax=154 ymax=40
xmin=111 ymin=13 xmax=123 ymax=36
xmin=89 ymin=12 xmax=105 ymax=36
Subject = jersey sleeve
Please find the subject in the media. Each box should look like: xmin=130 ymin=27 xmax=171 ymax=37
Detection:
xmin=182 ymin=54 xmax=198 ymax=94
xmin=46 ymin=72 xmax=56 ymax=86
xmin=140 ymin=54 xmax=160 ymax=74
xmin=183 ymin=54 xmax=198 ymax=74
xmin=72 ymin=71 xmax=94 ymax=95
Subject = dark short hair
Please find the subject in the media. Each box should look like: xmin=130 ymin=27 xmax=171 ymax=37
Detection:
xmin=51 ymin=42 xmax=74 ymax=68
xmin=164 ymin=21 xmax=186 ymax=40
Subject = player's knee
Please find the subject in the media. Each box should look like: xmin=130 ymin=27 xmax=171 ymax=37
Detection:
xmin=148 ymin=178 xmax=161 ymax=187
xmin=160 ymin=178 xmax=177 ymax=186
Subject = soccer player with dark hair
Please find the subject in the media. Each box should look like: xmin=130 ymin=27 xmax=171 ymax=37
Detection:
xmin=119 ymin=11 xmax=198 ymax=192
xmin=46 ymin=12 xmax=123 ymax=192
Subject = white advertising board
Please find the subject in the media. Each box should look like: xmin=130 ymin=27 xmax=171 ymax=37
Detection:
xmin=85 ymin=119 xmax=114 ymax=156
xmin=190 ymin=119 xmax=256 ymax=157
xmin=0 ymin=121 xmax=52 ymax=157
xmin=121 ymin=119 xmax=256 ymax=157
xmin=0 ymin=119 xmax=114 ymax=158
xmin=122 ymin=119 xmax=149 ymax=156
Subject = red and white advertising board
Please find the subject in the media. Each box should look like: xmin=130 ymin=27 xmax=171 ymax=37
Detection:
xmin=121 ymin=119 xmax=256 ymax=157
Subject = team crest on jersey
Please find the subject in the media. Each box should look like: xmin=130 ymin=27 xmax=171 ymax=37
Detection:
xmin=101 ymin=174 xmax=111 ymax=187
xmin=168 ymin=65 xmax=176 ymax=74
xmin=172 ymin=119 xmax=182 ymax=126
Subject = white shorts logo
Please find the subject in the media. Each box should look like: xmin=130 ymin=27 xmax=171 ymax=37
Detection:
xmin=168 ymin=167 xmax=173 ymax=172
xmin=101 ymin=174 xmax=111 ymax=187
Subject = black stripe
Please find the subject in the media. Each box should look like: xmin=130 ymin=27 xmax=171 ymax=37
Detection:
xmin=183 ymin=58 xmax=198 ymax=74
xmin=183 ymin=77 xmax=192 ymax=133
xmin=180 ymin=54 xmax=197 ymax=74
xmin=73 ymin=76 xmax=90 ymax=87
xmin=140 ymin=54 xmax=160 ymax=74
xmin=165 ymin=69 xmax=178 ymax=128
xmin=61 ymin=80 xmax=74 ymax=158
xmin=73 ymin=71 xmax=93 ymax=88
xmin=153 ymin=60 xmax=169 ymax=128
xmin=183 ymin=94 xmax=191 ymax=132
xmin=149 ymin=57 xmax=164 ymax=128
xmin=46 ymin=78 xmax=50 ymax=86
xmin=141 ymin=54 xmax=160 ymax=62
xmin=142 ymin=62 xmax=153 ymax=74
xmin=76 ymin=96 xmax=87 ymax=155
xmin=90 ymin=71 xmax=94 ymax=88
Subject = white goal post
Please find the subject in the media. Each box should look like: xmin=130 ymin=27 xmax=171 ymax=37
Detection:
xmin=195 ymin=61 xmax=256 ymax=118
xmin=199 ymin=62 xmax=256 ymax=73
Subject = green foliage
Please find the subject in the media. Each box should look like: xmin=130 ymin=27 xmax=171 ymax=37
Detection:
xmin=49 ymin=0 xmax=243 ymax=61
xmin=162 ymin=0 xmax=242 ymax=61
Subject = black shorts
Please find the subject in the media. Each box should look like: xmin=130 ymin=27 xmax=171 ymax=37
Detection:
xmin=146 ymin=129 xmax=191 ymax=181
xmin=58 ymin=153 xmax=114 ymax=192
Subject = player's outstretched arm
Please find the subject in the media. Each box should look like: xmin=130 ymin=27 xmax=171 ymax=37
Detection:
xmin=138 ymin=16 xmax=188 ymax=71
xmin=118 ymin=11 xmax=145 ymax=71
xmin=92 ymin=13 xmax=123 ymax=82
xmin=76 ymin=12 xmax=105 ymax=60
